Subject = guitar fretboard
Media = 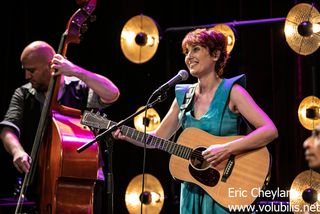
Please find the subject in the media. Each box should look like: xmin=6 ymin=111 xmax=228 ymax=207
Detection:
xmin=121 ymin=125 xmax=192 ymax=159
xmin=85 ymin=112 xmax=192 ymax=160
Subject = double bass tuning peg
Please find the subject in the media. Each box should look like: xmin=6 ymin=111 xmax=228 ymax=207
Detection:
xmin=80 ymin=17 xmax=95 ymax=33
xmin=79 ymin=15 xmax=96 ymax=38
xmin=89 ymin=15 xmax=96 ymax=23
xmin=81 ymin=24 xmax=89 ymax=34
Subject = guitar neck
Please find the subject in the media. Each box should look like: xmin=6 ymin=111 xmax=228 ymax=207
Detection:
xmin=106 ymin=120 xmax=192 ymax=160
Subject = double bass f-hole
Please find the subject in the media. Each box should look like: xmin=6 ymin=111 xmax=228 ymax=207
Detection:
xmin=15 ymin=0 xmax=97 ymax=213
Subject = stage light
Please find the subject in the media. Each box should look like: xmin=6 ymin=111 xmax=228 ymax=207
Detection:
xmin=125 ymin=173 xmax=164 ymax=214
xmin=284 ymin=3 xmax=320 ymax=55
xmin=120 ymin=14 xmax=160 ymax=64
xmin=211 ymin=24 xmax=236 ymax=54
xmin=298 ymin=96 xmax=320 ymax=130
xmin=134 ymin=106 xmax=160 ymax=132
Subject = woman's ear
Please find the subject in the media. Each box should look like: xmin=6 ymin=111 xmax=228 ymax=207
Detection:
xmin=212 ymin=50 xmax=221 ymax=61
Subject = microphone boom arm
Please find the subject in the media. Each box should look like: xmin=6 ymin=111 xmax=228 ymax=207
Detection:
xmin=77 ymin=94 xmax=167 ymax=153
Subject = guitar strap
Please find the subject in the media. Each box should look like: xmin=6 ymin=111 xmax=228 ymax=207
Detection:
xmin=178 ymin=83 xmax=197 ymax=122
xmin=169 ymin=84 xmax=196 ymax=144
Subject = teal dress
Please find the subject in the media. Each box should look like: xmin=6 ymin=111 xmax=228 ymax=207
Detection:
xmin=175 ymin=74 xmax=246 ymax=214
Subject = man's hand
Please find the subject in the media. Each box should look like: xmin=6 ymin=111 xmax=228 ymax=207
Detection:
xmin=13 ymin=150 xmax=31 ymax=174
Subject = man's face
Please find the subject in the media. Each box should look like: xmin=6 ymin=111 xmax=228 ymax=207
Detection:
xmin=304 ymin=134 xmax=320 ymax=169
xmin=21 ymin=53 xmax=52 ymax=92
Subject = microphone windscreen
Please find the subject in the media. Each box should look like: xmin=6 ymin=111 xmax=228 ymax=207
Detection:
xmin=178 ymin=70 xmax=189 ymax=81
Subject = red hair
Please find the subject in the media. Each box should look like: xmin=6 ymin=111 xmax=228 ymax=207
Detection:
xmin=182 ymin=28 xmax=229 ymax=77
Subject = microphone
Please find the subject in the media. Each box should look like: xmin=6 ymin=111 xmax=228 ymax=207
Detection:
xmin=152 ymin=70 xmax=189 ymax=96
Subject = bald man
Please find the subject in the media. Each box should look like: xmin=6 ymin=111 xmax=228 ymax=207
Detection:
xmin=0 ymin=41 xmax=120 ymax=213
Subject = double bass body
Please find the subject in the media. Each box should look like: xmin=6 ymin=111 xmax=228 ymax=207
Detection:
xmin=39 ymin=110 xmax=99 ymax=213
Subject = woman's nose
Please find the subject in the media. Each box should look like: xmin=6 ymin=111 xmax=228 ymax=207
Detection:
xmin=186 ymin=51 xmax=193 ymax=59
xmin=185 ymin=53 xmax=193 ymax=64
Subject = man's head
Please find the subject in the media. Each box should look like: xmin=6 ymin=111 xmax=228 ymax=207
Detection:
xmin=20 ymin=41 xmax=55 ymax=91
xmin=304 ymin=125 xmax=320 ymax=169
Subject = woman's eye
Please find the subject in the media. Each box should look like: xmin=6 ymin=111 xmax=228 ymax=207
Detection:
xmin=185 ymin=46 xmax=201 ymax=55
xmin=193 ymin=46 xmax=200 ymax=51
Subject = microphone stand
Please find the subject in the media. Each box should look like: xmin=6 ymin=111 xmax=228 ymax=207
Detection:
xmin=77 ymin=93 xmax=167 ymax=214
xmin=100 ymin=134 xmax=114 ymax=214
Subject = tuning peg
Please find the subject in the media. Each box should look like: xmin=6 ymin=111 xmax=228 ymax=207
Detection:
xmin=81 ymin=23 xmax=89 ymax=34
xmin=90 ymin=15 xmax=97 ymax=23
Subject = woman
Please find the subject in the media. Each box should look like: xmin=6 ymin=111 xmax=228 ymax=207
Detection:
xmin=113 ymin=28 xmax=278 ymax=213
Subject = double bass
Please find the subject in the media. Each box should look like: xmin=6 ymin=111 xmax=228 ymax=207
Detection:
xmin=15 ymin=0 xmax=99 ymax=213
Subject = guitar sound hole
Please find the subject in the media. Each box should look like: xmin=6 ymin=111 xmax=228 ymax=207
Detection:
xmin=189 ymin=147 xmax=210 ymax=171
xmin=188 ymin=147 xmax=220 ymax=187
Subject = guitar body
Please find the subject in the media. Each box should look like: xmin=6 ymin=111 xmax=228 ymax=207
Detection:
xmin=169 ymin=127 xmax=270 ymax=208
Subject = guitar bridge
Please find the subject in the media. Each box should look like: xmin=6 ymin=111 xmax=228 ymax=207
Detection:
xmin=221 ymin=155 xmax=235 ymax=182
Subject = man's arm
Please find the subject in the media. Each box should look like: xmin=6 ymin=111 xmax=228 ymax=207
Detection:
xmin=1 ymin=127 xmax=30 ymax=173
xmin=75 ymin=68 xmax=120 ymax=104
xmin=0 ymin=86 xmax=31 ymax=173
xmin=51 ymin=54 xmax=120 ymax=104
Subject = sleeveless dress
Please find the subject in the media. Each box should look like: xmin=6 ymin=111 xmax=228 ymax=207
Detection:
xmin=175 ymin=74 xmax=246 ymax=214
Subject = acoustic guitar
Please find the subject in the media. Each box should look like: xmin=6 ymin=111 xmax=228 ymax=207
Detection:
xmin=80 ymin=110 xmax=271 ymax=208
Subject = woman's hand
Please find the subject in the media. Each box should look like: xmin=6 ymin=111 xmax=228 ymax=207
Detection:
xmin=112 ymin=129 xmax=127 ymax=141
xmin=202 ymin=144 xmax=231 ymax=167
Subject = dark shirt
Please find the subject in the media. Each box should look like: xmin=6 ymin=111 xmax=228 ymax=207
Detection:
xmin=0 ymin=76 xmax=107 ymax=154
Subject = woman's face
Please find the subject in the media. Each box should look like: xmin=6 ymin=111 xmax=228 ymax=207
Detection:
xmin=184 ymin=44 xmax=217 ymax=78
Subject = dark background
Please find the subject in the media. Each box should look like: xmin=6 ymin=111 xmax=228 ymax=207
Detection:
xmin=1 ymin=0 xmax=319 ymax=213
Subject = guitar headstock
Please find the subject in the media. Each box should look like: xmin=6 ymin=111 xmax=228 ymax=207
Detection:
xmin=81 ymin=110 xmax=110 ymax=130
